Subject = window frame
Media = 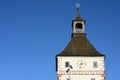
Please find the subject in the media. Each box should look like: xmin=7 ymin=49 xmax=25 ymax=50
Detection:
xmin=65 ymin=61 xmax=70 ymax=68
xmin=91 ymin=78 xmax=95 ymax=80
xmin=93 ymin=61 xmax=98 ymax=68
xmin=75 ymin=23 xmax=83 ymax=29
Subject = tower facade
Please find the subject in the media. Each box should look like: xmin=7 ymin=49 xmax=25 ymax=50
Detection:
xmin=56 ymin=2 xmax=105 ymax=80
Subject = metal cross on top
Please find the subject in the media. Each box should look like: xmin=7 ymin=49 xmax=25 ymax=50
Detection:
xmin=75 ymin=0 xmax=80 ymax=11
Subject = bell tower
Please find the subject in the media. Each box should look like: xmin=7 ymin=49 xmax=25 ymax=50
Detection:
xmin=72 ymin=1 xmax=86 ymax=37
xmin=56 ymin=1 xmax=106 ymax=80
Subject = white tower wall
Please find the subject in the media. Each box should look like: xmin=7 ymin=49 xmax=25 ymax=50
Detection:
xmin=57 ymin=56 xmax=105 ymax=80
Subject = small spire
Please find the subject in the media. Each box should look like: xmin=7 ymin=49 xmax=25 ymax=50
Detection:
xmin=75 ymin=0 xmax=83 ymax=20
xmin=76 ymin=0 xmax=80 ymax=12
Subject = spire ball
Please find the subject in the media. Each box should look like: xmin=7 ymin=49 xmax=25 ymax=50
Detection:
xmin=76 ymin=0 xmax=80 ymax=9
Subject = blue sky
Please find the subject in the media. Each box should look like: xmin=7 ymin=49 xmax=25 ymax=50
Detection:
xmin=0 ymin=0 xmax=120 ymax=80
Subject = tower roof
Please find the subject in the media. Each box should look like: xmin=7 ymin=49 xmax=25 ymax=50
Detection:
xmin=75 ymin=12 xmax=83 ymax=20
xmin=57 ymin=36 xmax=105 ymax=56
xmin=56 ymin=1 xmax=105 ymax=57
xmin=74 ymin=0 xmax=84 ymax=21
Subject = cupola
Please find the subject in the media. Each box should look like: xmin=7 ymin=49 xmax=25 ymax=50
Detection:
xmin=72 ymin=1 xmax=86 ymax=37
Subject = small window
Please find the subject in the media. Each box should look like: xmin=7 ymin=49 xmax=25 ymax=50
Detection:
xmin=65 ymin=62 xmax=69 ymax=67
xmin=75 ymin=23 xmax=83 ymax=29
xmin=91 ymin=78 xmax=95 ymax=80
xmin=93 ymin=61 xmax=98 ymax=68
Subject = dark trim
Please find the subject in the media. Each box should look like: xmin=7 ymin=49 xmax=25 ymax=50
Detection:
xmin=72 ymin=33 xmax=86 ymax=38
xmin=56 ymin=55 xmax=105 ymax=57
xmin=72 ymin=20 xmax=86 ymax=27
xmin=55 ymin=55 xmax=57 ymax=71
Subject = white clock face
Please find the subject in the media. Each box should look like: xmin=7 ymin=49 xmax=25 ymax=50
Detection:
xmin=77 ymin=60 xmax=86 ymax=68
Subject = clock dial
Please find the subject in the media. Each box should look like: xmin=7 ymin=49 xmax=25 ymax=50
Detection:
xmin=77 ymin=60 xmax=86 ymax=68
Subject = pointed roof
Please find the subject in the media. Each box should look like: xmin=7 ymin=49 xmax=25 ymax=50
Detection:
xmin=56 ymin=1 xmax=105 ymax=57
xmin=75 ymin=12 xmax=83 ymax=20
xmin=57 ymin=36 xmax=105 ymax=56
xmin=75 ymin=1 xmax=84 ymax=21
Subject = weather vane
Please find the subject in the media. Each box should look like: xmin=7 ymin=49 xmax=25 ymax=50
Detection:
xmin=76 ymin=0 xmax=80 ymax=11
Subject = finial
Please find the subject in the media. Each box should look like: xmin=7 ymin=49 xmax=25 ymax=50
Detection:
xmin=76 ymin=0 xmax=80 ymax=11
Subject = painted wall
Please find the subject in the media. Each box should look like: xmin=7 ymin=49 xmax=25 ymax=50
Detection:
xmin=57 ymin=56 xmax=105 ymax=80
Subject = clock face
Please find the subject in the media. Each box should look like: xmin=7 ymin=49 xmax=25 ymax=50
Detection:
xmin=77 ymin=60 xmax=86 ymax=68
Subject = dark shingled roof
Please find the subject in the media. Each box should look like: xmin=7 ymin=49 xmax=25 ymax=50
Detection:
xmin=75 ymin=12 xmax=83 ymax=20
xmin=57 ymin=35 xmax=105 ymax=56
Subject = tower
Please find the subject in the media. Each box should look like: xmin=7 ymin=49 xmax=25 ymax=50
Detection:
xmin=56 ymin=1 xmax=105 ymax=80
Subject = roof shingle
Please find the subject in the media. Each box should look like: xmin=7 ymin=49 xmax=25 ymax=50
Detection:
xmin=57 ymin=35 xmax=105 ymax=56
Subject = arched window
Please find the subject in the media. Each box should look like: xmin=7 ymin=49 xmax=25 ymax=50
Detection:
xmin=75 ymin=23 xmax=83 ymax=29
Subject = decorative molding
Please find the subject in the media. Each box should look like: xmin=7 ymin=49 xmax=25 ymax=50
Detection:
xmin=58 ymin=70 xmax=104 ymax=75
